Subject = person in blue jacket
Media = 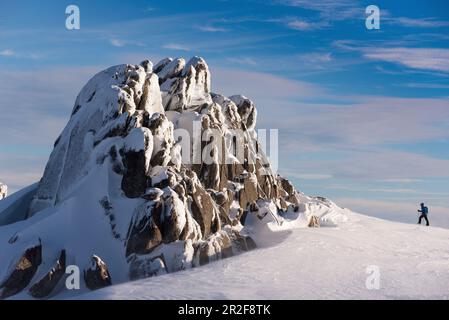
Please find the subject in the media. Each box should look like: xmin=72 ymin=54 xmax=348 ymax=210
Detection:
xmin=417 ymin=202 xmax=430 ymax=226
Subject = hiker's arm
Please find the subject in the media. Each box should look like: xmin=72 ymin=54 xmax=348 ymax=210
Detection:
xmin=418 ymin=209 xmax=422 ymax=213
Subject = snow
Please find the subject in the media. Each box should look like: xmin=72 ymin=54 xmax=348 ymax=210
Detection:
xmin=124 ymin=127 xmax=150 ymax=152
xmin=0 ymin=183 xmax=37 ymax=226
xmin=139 ymin=73 xmax=164 ymax=115
xmin=77 ymin=211 xmax=449 ymax=300
xmin=158 ymin=58 xmax=185 ymax=84
xmin=0 ymin=182 xmax=7 ymax=200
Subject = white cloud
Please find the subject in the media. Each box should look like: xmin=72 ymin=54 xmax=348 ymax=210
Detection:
xmin=335 ymin=41 xmax=449 ymax=73
xmin=110 ymin=39 xmax=126 ymax=47
xmin=363 ymin=47 xmax=449 ymax=73
xmin=278 ymin=0 xmax=359 ymax=19
xmin=198 ymin=25 xmax=228 ymax=32
xmin=390 ymin=17 xmax=449 ymax=28
xmin=0 ymin=49 xmax=15 ymax=57
xmin=287 ymin=19 xmax=326 ymax=31
xmin=297 ymin=52 xmax=332 ymax=62
xmin=162 ymin=43 xmax=190 ymax=51
xmin=278 ymin=0 xmax=362 ymax=23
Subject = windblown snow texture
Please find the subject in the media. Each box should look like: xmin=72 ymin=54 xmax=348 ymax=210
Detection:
xmin=0 ymin=57 xmax=347 ymax=299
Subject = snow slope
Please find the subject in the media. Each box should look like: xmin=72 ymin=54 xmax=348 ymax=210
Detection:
xmin=78 ymin=211 xmax=449 ymax=300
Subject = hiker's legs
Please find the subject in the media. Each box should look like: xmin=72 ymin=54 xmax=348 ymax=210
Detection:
xmin=424 ymin=215 xmax=430 ymax=226
xmin=418 ymin=215 xmax=423 ymax=224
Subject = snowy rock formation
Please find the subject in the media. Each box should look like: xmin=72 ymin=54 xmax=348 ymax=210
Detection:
xmin=0 ymin=57 xmax=347 ymax=299
xmin=0 ymin=183 xmax=6 ymax=200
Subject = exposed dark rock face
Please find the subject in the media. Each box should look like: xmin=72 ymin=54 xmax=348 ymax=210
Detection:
xmin=190 ymin=180 xmax=220 ymax=238
xmin=29 ymin=250 xmax=66 ymax=298
xmin=84 ymin=255 xmax=112 ymax=290
xmin=125 ymin=201 xmax=163 ymax=257
xmin=239 ymin=173 xmax=260 ymax=209
xmin=121 ymin=150 xmax=148 ymax=198
xmin=210 ymin=190 xmax=234 ymax=225
xmin=0 ymin=242 xmax=42 ymax=299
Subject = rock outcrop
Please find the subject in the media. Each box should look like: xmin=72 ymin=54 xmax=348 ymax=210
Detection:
xmin=84 ymin=255 xmax=112 ymax=290
xmin=0 ymin=56 xmax=347 ymax=299
xmin=29 ymin=250 xmax=66 ymax=298
xmin=0 ymin=242 xmax=42 ymax=299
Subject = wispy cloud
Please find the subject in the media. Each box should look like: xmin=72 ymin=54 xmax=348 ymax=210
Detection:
xmin=336 ymin=41 xmax=449 ymax=73
xmin=402 ymin=83 xmax=449 ymax=89
xmin=293 ymin=52 xmax=337 ymax=71
xmin=162 ymin=43 xmax=191 ymax=51
xmin=110 ymin=39 xmax=126 ymax=47
xmin=277 ymin=0 xmax=361 ymax=21
xmin=0 ymin=49 xmax=15 ymax=57
xmin=364 ymin=47 xmax=449 ymax=73
xmin=109 ymin=38 xmax=146 ymax=48
xmin=279 ymin=0 xmax=449 ymax=34
xmin=226 ymin=57 xmax=258 ymax=66
xmin=389 ymin=17 xmax=449 ymax=28
xmin=286 ymin=18 xmax=327 ymax=30
xmin=143 ymin=6 xmax=155 ymax=13
xmin=198 ymin=25 xmax=228 ymax=32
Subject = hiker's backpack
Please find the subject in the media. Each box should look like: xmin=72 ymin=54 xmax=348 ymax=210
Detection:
xmin=423 ymin=206 xmax=429 ymax=214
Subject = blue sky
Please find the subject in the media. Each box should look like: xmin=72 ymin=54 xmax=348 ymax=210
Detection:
xmin=1 ymin=0 xmax=449 ymax=226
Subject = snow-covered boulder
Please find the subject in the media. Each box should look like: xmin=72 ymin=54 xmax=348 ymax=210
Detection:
xmin=159 ymin=57 xmax=212 ymax=112
xmin=0 ymin=56 xmax=347 ymax=299
xmin=0 ymin=182 xmax=7 ymax=200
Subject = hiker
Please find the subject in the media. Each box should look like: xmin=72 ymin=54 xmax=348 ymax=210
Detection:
xmin=417 ymin=202 xmax=430 ymax=226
